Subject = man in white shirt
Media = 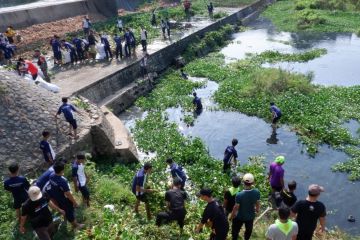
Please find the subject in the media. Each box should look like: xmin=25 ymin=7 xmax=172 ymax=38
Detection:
xmin=140 ymin=26 xmax=148 ymax=51
xmin=117 ymin=18 xmax=123 ymax=32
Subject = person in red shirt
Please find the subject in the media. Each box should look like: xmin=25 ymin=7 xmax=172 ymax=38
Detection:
xmin=18 ymin=58 xmax=39 ymax=80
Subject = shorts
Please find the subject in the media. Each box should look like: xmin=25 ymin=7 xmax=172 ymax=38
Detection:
xmin=66 ymin=118 xmax=77 ymax=129
xmin=272 ymin=116 xmax=281 ymax=124
xmin=79 ymin=185 xmax=90 ymax=199
xmin=13 ymin=197 xmax=27 ymax=209
xmin=136 ymin=194 xmax=147 ymax=203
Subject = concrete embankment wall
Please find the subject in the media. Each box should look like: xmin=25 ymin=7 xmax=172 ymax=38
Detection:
xmin=0 ymin=0 xmax=118 ymax=30
xmin=75 ymin=0 xmax=275 ymax=107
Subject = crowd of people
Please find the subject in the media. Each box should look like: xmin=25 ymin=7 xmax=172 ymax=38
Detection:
xmin=3 ymin=95 xmax=327 ymax=240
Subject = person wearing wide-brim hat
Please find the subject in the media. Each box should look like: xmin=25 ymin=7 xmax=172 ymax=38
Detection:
xmin=20 ymin=186 xmax=65 ymax=240
xmin=268 ymin=156 xmax=285 ymax=193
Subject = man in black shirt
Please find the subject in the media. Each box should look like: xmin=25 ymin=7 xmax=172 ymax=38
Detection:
xmin=156 ymin=178 xmax=187 ymax=232
xmin=195 ymin=188 xmax=229 ymax=240
xmin=20 ymin=186 xmax=65 ymax=240
xmin=291 ymin=184 xmax=326 ymax=240
xmin=223 ymin=176 xmax=241 ymax=215
xmin=281 ymin=180 xmax=297 ymax=208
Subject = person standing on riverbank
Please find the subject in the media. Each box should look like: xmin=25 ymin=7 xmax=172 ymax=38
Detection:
xmin=100 ymin=33 xmax=112 ymax=60
xmin=72 ymin=153 xmax=90 ymax=207
xmin=270 ymin=102 xmax=282 ymax=128
xmin=268 ymin=156 xmax=285 ymax=193
xmin=140 ymin=26 xmax=148 ymax=52
xmin=132 ymin=163 xmax=156 ymax=220
xmin=34 ymin=50 xmax=50 ymax=82
xmin=156 ymin=178 xmax=187 ymax=233
xmin=87 ymin=31 xmax=97 ymax=60
xmin=266 ymin=207 xmax=298 ymax=240
xmin=55 ymin=97 xmax=80 ymax=139
xmin=117 ymin=18 xmax=123 ymax=32
xmin=161 ymin=19 xmax=167 ymax=39
xmin=124 ymin=28 xmax=132 ymax=57
xmin=50 ymin=35 xmax=62 ymax=65
xmin=165 ymin=18 xmax=171 ymax=38
xmin=195 ymin=188 xmax=229 ymax=240
xmin=223 ymin=176 xmax=241 ymax=216
xmin=230 ymin=173 xmax=260 ymax=240
xmin=166 ymin=158 xmax=187 ymax=189
xmin=39 ymin=130 xmax=55 ymax=166
xmin=291 ymin=184 xmax=326 ymax=240
xmin=207 ymin=2 xmax=214 ymax=17
xmin=223 ymin=138 xmax=238 ymax=174
xmin=82 ymin=16 xmax=91 ymax=36
xmin=192 ymin=92 xmax=203 ymax=112
xmin=45 ymin=161 xmax=84 ymax=230
xmin=113 ymin=33 xmax=123 ymax=60
xmin=4 ymin=163 xmax=30 ymax=222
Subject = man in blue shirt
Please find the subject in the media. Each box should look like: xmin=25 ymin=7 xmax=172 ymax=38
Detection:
xmin=39 ymin=130 xmax=55 ymax=166
xmin=124 ymin=28 xmax=132 ymax=57
xmin=270 ymin=102 xmax=282 ymax=128
xmin=72 ymin=37 xmax=84 ymax=61
xmin=3 ymin=162 xmax=30 ymax=222
xmin=50 ymin=35 xmax=62 ymax=65
xmin=166 ymin=158 xmax=187 ymax=189
xmin=132 ymin=162 xmax=156 ymax=220
xmin=100 ymin=33 xmax=113 ymax=59
xmin=113 ymin=33 xmax=123 ymax=60
xmin=192 ymin=92 xmax=203 ymax=114
xmin=55 ymin=97 xmax=79 ymax=139
xmin=223 ymin=138 xmax=238 ymax=174
xmin=45 ymin=161 xmax=84 ymax=229
xmin=230 ymin=173 xmax=260 ymax=240
xmin=61 ymin=40 xmax=78 ymax=63
xmin=35 ymin=165 xmax=54 ymax=192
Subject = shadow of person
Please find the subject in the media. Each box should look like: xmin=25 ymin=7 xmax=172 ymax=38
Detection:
xmin=266 ymin=127 xmax=279 ymax=144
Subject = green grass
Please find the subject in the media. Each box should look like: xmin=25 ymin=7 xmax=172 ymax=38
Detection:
xmin=262 ymin=0 xmax=360 ymax=32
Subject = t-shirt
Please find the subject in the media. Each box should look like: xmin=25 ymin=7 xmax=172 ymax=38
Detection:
xmin=72 ymin=162 xmax=86 ymax=187
xmin=269 ymin=162 xmax=284 ymax=188
xmin=64 ymin=42 xmax=75 ymax=51
xmin=291 ymin=200 xmax=326 ymax=235
xmin=201 ymin=200 xmax=228 ymax=232
xmin=21 ymin=197 xmax=52 ymax=229
xmin=224 ymin=186 xmax=241 ymax=213
xmin=4 ymin=176 xmax=30 ymax=204
xmin=270 ymin=105 xmax=282 ymax=118
xmin=39 ymin=140 xmax=55 ymax=163
xmin=165 ymin=188 xmax=187 ymax=210
xmin=114 ymin=36 xmax=122 ymax=46
xmin=51 ymin=39 xmax=61 ymax=52
xmin=45 ymin=175 xmax=71 ymax=207
xmin=235 ymin=188 xmax=260 ymax=221
xmin=281 ymin=190 xmax=297 ymax=208
xmin=83 ymin=19 xmax=90 ymax=28
xmin=169 ymin=163 xmax=187 ymax=183
xmin=140 ymin=30 xmax=147 ymax=40
xmin=193 ymin=96 xmax=203 ymax=110
xmin=24 ymin=60 xmax=38 ymax=75
xmin=266 ymin=220 xmax=298 ymax=240
xmin=100 ymin=36 xmax=110 ymax=47
xmin=223 ymin=146 xmax=238 ymax=165
xmin=117 ymin=19 xmax=123 ymax=28
xmin=36 ymin=167 xmax=54 ymax=191
xmin=131 ymin=168 xmax=147 ymax=196
xmin=57 ymin=103 xmax=76 ymax=121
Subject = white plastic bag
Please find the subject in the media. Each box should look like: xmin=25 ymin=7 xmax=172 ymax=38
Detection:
xmin=63 ymin=51 xmax=71 ymax=64
xmin=35 ymin=77 xmax=60 ymax=93
xmin=95 ymin=43 xmax=106 ymax=60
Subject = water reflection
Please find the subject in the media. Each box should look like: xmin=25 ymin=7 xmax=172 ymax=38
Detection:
xmin=221 ymin=17 xmax=360 ymax=87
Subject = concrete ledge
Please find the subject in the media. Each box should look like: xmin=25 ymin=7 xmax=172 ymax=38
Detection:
xmin=75 ymin=0 xmax=276 ymax=105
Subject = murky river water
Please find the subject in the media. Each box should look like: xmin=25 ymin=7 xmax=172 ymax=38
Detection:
xmin=120 ymin=18 xmax=360 ymax=234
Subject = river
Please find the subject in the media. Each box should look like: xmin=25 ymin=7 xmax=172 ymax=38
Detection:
xmin=119 ymin=17 xmax=360 ymax=234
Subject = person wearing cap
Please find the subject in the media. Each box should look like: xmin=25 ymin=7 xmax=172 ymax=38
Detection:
xmin=166 ymin=158 xmax=187 ymax=189
xmin=223 ymin=176 xmax=241 ymax=216
xmin=265 ymin=207 xmax=298 ymax=240
xmin=195 ymin=188 xmax=229 ymax=240
xmin=230 ymin=173 xmax=260 ymax=240
xmin=20 ymin=186 xmax=65 ymax=239
xmin=132 ymin=162 xmax=156 ymax=220
xmin=268 ymin=156 xmax=285 ymax=193
xmin=3 ymin=162 xmax=30 ymax=222
xmin=72 ymin=153 xmax=90 ymax=207
xmin=156 ymin=177 xmax=187 ymax=232
xmin=45 ymin=161 xmax=84 ymax=229
xmin=291 ymin=184 xmax=326 ymax=240
xmin=223 ymin=139 xmax=239 ymax=174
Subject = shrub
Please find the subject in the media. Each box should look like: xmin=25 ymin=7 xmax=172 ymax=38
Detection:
xmin=296 ymin=9 xmax=326 ymax=29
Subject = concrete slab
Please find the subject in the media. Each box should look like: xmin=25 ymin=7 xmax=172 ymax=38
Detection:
xmin=52 ymin=8 xmax=242 ymax=98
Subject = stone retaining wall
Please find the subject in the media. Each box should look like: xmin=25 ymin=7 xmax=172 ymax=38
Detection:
xmin=75 ymin=0 xmax=275 ymax=105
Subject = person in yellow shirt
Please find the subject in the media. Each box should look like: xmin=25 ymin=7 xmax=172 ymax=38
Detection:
xmin=5 ymin=26 xmax=15 ymax=44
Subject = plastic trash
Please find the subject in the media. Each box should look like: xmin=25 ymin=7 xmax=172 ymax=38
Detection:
xmin=35 ymin=77 xmax=60 ymax=93
xmin=104 ymin=204 xmax=115 ymax=212
xmin=63 ymin=50 xmax=71 ymax=64
xmin=95 ymin=43 xmax=106 ymax=60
